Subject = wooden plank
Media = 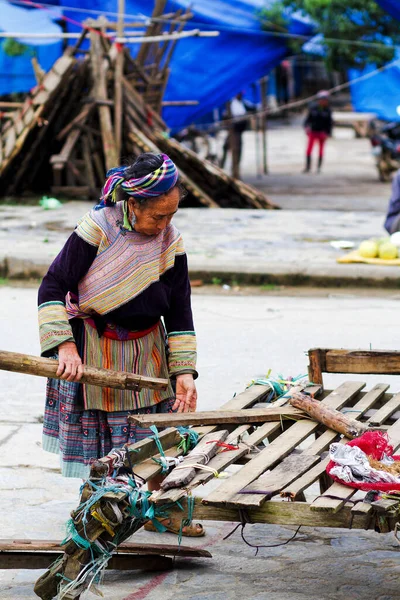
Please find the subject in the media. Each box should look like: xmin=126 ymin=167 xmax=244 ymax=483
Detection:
xmin=323 ymin=349 xmax=400 ymax=375
xmin=203 ymin=381 xmax=365 ymax=507
xmin=160 ymin=430 xmax=228 ymax=490
xmin=128 ymin=406 xmax=304 ymax=427
xmin=310 ymin=410 xmax=400 ymax=513
xmin=178 ymin=498 xmax=377 ymax=530
xmin=0 ymin=552 xmax=173 ymax=571
xmin=234 ymin=454 xmax=321 ymax=508
xmin=0 ymin=539 xmax=211 ymax=558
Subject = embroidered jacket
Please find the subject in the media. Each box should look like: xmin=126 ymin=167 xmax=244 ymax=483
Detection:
xmin=38 ymin=202 xmax=197 ymax=378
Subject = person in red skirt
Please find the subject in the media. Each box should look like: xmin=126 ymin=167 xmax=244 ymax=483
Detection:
xmin=303 ymin=90 xmax=333 ymax=173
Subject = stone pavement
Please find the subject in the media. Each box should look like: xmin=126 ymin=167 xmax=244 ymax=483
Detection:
xmin=1 ymin=123 xmax=397 ymax=287
xmin=0 ymin=202 xmax=398 ymax=287
xmin=2 ymin=287 xmax=400 ymax=600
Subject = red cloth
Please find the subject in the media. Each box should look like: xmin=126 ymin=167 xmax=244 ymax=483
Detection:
xmin=326 ymin=431 xmax=400 ymax=492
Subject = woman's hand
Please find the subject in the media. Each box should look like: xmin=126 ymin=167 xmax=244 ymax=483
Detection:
xmin=57 ymin=341 xmax=84 ymax=382
xmin=173 ymin=374 xmax=197 ymax=413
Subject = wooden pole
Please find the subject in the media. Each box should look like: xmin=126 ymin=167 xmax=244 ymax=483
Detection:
xmin=289 ymin=392 xmax=367 ymax=439
xmin=0 ymin=350 xmax=168 ymax=391
xmin=114 ymin=0 xmax=125 ymax=161
xmin=89 ymin=30 xmax=118 ymax=170
xmin=260 ymin=75 xmax=268 ymax=175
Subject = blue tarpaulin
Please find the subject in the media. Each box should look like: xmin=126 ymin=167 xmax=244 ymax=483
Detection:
xmin=0 ymin=0 xmax=313 ymax=128
xmin=375 ymin=0 xmax=400 ymax=21
xmin=347 ymin=1 xmax=400 ymax=121
xmin=349 ymin=60 xmax=400 ymax=122
xmin=0 ymin=0 xmax=63 ymax=95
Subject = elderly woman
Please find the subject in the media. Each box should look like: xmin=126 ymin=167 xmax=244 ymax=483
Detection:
xmin=38 ymin=153 xmax=200 ymax=533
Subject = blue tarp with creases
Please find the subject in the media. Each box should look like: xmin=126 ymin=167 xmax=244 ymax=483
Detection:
xmin=0 ymin=0 xmax=63 ymax=95
xmin=0 ymin=0 xmax=313 ymax=128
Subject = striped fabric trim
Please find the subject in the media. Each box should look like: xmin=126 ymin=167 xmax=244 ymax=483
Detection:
xmin=167 ymin=331 xmax=197 ymax=376
xmin=74 ymin=203 xmax=186 ymax=316
xmin=38 ymin=301 xmax=74 ymax=354
xmin=75 ymin=212 xmax=108 ymax=250
xmin=83 ymin=321 xmax=174 ymax=411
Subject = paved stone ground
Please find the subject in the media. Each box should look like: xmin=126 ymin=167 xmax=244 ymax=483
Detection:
xmin=0 ymin=124 xmax=395 ymax=286
xmin=1 ymin=286 xmax=400 ymax=600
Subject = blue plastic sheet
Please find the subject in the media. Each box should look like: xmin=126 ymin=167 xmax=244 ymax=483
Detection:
xmin=0 ymin=0 xmax=63 ymax=95
xmin=0 ymin=0 xmax=313 ymax=128
xmin=374 ymin=0 xmax=400 ymax=21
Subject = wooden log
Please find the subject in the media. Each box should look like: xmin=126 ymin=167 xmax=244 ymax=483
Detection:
xmin=128 ymin=406 xmax=304 ymax=428
xmin=160 ymin=430 xmax=228 ymax=490
xmin=289 ymin=392 xmax=367 ymax=438
xmin=0 ymin=350 xmax=168 ymax=391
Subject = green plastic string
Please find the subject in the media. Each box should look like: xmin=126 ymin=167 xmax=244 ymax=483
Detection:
xmin=62 ymin=519 xmax=92 ymax=550
xmin=150 ymin=425 xmax=166 ymax=458
xmin=177 ymin=427 xmax=199 ymax=455
xmin=178 ymin=496 xmax=195 ymax=546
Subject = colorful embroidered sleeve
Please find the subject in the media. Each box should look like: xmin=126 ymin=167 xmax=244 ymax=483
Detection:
xmin=164 ymin=251 xmax=197 ymax=378
xmin=38 ymin=301 xmax=75 ymax=354
xmin=38 ymin=231 xmax=98 ymax=355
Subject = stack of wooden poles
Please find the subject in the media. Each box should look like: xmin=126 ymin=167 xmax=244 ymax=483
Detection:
xmin=0 ymin=7 xmax=276 ymax=209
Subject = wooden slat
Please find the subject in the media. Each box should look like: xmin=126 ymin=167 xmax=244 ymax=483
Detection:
xmin=368 ymin=391 xmax=400 ymax=425
xmin=235 ymin=454 xmax=321 ymax=508
xmin=128 ymin=406 xmax=304 ymax=428
xmin=203 ymin=381 xmax=365 ymax=507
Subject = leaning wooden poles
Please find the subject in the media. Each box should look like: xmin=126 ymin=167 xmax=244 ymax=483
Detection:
xmin=0 ymin=350 xmax=168 ymax=392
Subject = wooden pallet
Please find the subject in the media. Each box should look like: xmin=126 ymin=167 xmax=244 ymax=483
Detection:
xmin=134 ymin=349 xmax=400 ymax=533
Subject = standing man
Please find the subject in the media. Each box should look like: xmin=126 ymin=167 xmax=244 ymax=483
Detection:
xmin=220 ymin=92 xmax=255 ymax=178
xmin=303 ymin=90 xmax=333 ymax=173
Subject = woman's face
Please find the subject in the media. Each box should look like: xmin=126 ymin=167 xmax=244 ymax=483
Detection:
xmin=130 ymin=187 xmax=180 ymax=236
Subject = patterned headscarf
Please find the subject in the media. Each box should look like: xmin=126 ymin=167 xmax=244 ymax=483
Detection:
xmin=96 ymin=153 xmax=179 ymax=209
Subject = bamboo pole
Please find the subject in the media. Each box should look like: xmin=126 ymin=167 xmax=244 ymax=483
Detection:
xmin=0 ymin=350 xmax=168 ymax=391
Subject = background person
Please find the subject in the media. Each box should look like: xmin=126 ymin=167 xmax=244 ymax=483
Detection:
xmin=384 ymin=169 xmax=400 ymax=234
xmin=303 ymin=90 xmax=333 ymax=173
